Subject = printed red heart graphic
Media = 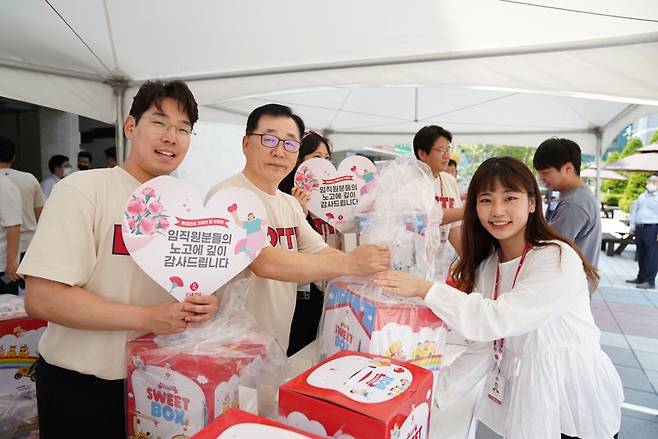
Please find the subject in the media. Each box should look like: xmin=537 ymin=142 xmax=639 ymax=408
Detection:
xmin=227 ymin=203 xmax=238 ymax=213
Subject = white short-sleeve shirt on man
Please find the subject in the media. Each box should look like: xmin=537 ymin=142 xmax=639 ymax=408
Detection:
xmin=0 ymin=175 xmax=22 ymax=269
xmin=206 ymin=173 xmax=328 ymax=351
xmin=18 ymin=167 xmax=171 ymax=380
xmin=2 ymin=168 xmax=45 ymax=253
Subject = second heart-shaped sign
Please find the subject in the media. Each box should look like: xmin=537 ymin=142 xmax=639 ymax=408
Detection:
xmin=122 ymin=176 xmax=268 ymax=301
xmin=295 ymin=156 xmax=377 ymax=232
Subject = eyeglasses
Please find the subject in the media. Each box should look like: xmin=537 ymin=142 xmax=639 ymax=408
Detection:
xmin=144 ymin=116 xmax=195 ymax=139
xmin=431 ymin=145 xmax=455 ymax=154
xmin=248 ymin=133 xmax=301 ymax=153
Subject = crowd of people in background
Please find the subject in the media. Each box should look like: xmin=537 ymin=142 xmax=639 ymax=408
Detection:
xmin=0 ymin=138 xmax=125 ymax=295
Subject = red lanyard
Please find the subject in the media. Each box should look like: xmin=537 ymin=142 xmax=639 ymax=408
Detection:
xmin=438 ymin=173 xmax=444 ymax=197
xmin=492 ymin=245 xmax=530 ymax=356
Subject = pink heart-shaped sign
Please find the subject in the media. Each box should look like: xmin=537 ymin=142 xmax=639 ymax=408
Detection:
xmin=122 ymin=176 xmax=268 ymax=301
xmin=295 ymin=156 xmax=377 ymax=232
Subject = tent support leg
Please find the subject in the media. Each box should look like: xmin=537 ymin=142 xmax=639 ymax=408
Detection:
xmin=113 ymin=84 xmax=127 ymax=164
xmin=595 ymin=128 xmax=603 ymax=203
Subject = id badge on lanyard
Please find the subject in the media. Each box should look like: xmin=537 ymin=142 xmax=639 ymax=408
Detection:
xmin=486 ymin=245 xmax=530 ymax=405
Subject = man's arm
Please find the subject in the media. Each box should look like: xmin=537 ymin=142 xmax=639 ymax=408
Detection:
xmin=629 ymin=195 xmax=641 ymax=233
xmin=24 ymin=276 xmax=218 ymax=333
xmin=249 ymin=244 xmax=389 ymax=283
xmin=441 ymin=207 xmax=464 ymax=225
xmin=448 ymin=226 xmax=463 ymax=257
xmin=34 ymin=206 xmax=42 ymax=222
xmin=4 ymin=224 xmax=20 ymax=281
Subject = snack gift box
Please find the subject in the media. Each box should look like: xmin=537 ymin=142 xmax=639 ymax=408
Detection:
xmin=0 ymin=313 xmax=47 ymax=438
xmin=279 ymin=351 xmax=433 ymax=439
xmin=318 ymin=278 xmax=447 ymax=383
xmin=126 ymin=332 xmax=273 ymax=439
xmin=191 ymin=408 xmax=323 ymax=439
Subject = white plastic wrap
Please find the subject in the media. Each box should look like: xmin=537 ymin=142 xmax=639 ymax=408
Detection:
xmin=127 ymin=279 xmax=288 ymax=439
xmin=0 ymin=391 xmax=37 ymax=439
xmin=356 ymin=157 xmax=453 ymax=281
xmin=318 ymin=157 xmax=449 ymax=384
xmin=0 ymin=294 xmax=26 ymax=320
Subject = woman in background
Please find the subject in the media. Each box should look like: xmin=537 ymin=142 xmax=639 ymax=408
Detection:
xmin=279 ymin=130 xmax=340 ymax=356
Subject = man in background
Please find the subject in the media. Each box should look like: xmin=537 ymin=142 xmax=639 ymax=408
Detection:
xmin=40 ymin=154 xmax=71 ymax=199
xmin=534 ymin=137 xmax=602 ymax=272
xmin=77 ymin=150 xmax=92 ymax=171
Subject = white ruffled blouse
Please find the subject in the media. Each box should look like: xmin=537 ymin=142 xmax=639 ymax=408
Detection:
xmin=426 ymin=240 xmax=623 ymax=439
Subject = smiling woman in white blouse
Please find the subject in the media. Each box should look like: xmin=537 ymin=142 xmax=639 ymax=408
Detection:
xmin=375 ymin=156 xmax=623 ymax=439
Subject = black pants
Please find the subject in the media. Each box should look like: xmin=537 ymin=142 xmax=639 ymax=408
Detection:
xmin=0 ymin=252 xmax=25 ymax=294
xmin=287 ymin=283 xmax=324 ymax=356
xmin=636 ymin=224 xmax=658 ymax=285
xmin=36 ymin=357 xmax=126 ymax=438
xmin=561 ymin=434 xmax=618 ymax=438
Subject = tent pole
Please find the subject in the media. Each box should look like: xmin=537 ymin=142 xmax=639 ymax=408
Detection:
xmin=112 ymin=84 xmax=126 ymax=164
xmin=595 ymin=129 xmax=603 ymax=203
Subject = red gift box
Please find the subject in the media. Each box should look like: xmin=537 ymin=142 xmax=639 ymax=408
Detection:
xmin=319 ymin=279 xmax=447 ymax=381
xmin=0 ymin=316 xmax=47 ymax=437
xmin=191 ymin=408 xmax=323 ymax=438
xmin=279 ymin=350 xmax=433 ymax=439
xmin=126 ymin=332 xmax=272 ymax=439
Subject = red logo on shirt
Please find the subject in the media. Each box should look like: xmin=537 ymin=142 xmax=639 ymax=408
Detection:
xmin=267 ymin=226 xmax=299 ymax=250
xmin=435 ymin=195 xmax=455 ymax=209
xmin=112 ymin=224 xmax=130 ymax=256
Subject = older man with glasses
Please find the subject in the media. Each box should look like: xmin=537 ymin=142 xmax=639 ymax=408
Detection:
xmin=206 ymin=103 xmax=389 ymax=354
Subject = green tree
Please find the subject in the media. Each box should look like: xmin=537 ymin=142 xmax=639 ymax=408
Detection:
xmin=620 ymin=172 xmax=650 ymax=212
xmin=602 ymin=137 xmax=645 ymax=205
xmin=649 ymin=130 xmax=658 ymax=145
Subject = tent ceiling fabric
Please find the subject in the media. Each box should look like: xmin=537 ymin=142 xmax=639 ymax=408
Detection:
xmin=2 ymin=0 xmax=658 ymax=149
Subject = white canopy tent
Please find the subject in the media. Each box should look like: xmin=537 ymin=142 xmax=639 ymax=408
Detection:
xmin=2 ymin=0 xmax=658 ymax=176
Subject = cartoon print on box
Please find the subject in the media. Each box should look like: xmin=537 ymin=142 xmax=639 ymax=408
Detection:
xmin=0 ymin=320 xmax=46 ymax=396
xmin=306 ymin=355 xmax=413 ymax=404
xmin=319 ymin=280 xmax=447 ymax=387
xmin=122 ymin=176 xmax=268 ymax=301
xmin=297 ymin=156 xmax=377 ymax=232
xmin=390 ymin=402 xmax=430 ymax=439
xmin=214 ymin=374 xmax=240 ymax=415
xmin=129 ymin=363 xmax=206 ymax=438
xmin=371 ymin=324 xmax=443 ymax=373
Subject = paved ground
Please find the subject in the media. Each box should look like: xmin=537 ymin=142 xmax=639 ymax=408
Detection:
xmin=475 ymin=244 xmax=658 ymax=438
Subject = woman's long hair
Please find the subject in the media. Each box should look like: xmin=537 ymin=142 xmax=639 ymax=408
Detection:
xmin=451 ymin=156 xmax=598 ymax=293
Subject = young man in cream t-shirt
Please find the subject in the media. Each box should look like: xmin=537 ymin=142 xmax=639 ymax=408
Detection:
xmin=18 ymin=81 xmax=218 ymax=438
xmin=207 ymin=104 xmax=390 ymax=353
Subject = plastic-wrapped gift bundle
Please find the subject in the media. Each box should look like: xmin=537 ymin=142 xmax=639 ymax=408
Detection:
xmin=318 ymin=158 xmax=450 ymax=383
xmin=0 ymin=295 xmax=46 ymax=439
xmin=126 ymin=280 xmax=288 ymax=439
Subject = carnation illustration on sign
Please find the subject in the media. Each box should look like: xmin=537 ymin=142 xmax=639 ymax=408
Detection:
xmin=122 ymin=176 xmax=268 ymax=301
xmin=125 ymin=187 xmax=170 ymax=236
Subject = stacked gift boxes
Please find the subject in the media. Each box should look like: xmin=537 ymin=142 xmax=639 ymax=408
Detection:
xmin=0 ymin=312 xmax=46 ymax=439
